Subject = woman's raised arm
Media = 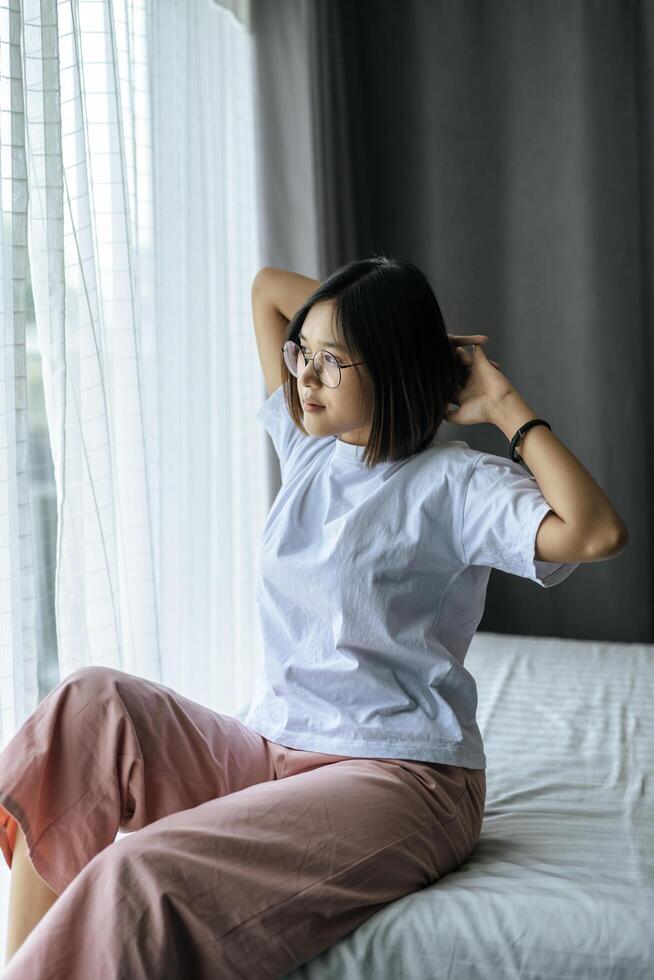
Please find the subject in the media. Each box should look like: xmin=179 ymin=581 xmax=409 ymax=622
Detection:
xmin=251 ymin=268 xmax=320 ymax=396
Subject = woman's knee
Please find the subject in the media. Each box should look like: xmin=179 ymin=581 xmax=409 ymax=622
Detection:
xmin=45 ymin=667 xmax=143 ymax=734
xmin=59 ymin=665 xmax=133 ymax=696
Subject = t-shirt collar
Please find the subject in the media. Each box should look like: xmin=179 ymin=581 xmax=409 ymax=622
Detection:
xmin=331 ymin=432 xmax=443 ymax=466
xmin=332 ymin=436 xmax=367 ymax=464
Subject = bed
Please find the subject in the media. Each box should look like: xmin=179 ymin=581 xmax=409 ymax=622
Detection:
xmin=283 ymin=629 xmax=654 ymax=979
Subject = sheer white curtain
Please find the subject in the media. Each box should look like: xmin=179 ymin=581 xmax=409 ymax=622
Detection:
xmin=0 ymin=0 xmax=266 ymax=950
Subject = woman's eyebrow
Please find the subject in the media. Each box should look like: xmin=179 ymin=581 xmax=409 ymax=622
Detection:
xmin=299 ymin=332 xmax=345 ymax=351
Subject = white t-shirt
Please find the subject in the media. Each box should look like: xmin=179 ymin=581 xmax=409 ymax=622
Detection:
xmin=242 ymin=384 xmax=579 ymax=769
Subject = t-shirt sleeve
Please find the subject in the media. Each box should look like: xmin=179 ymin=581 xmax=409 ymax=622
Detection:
xmin=256 ymin=384 xmax=327 ymax=483
xmin=459 ymin=452 xmax=580 ymax=588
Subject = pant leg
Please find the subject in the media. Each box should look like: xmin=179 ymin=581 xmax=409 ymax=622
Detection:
xmin=0 ymin=666 xmax=280 ymax=895
xmin=1 ymin=745 xmax=485 ymax=980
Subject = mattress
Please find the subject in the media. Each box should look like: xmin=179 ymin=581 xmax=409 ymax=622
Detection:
xmin=283 ymin=630 xmax=654 ymax=979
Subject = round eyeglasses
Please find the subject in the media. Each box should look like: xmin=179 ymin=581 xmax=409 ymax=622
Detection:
xmin=281 ymin=340 xmax=366 ymax=389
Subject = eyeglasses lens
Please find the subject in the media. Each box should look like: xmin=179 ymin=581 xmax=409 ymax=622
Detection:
xmin=283 ymin=342 xmax=340 ymax=387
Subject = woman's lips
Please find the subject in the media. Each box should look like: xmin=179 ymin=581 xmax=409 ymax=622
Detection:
xmin=303 ymin=401 xmax=325 ymax=411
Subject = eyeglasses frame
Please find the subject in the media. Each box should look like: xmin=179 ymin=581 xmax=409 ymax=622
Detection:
xmin=280 ymin=340 xmax=367 ymax=389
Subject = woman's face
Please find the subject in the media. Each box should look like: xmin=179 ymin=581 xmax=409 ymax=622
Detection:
xmin=296 ymin=301 xmax=373 ymax=446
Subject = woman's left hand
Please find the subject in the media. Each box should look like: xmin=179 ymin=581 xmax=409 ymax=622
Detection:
xmin=444 ymin=340 xmax=516 ymax=425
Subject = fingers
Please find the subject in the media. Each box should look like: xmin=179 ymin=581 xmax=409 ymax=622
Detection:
xmin=449 ymin=334 xmax=489 ymax=344
xmin=455 ymin=345 xmax=501 ymax=370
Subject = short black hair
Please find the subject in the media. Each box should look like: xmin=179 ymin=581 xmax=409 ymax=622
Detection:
xmin=281 ymin=254 xmax=470 ymax=470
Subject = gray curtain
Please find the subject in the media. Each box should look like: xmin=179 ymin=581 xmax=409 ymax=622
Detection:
xmin=250 ymin=0 xmax=652 ymax=644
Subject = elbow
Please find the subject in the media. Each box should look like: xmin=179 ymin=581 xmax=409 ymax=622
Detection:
xmin=585 ymin=522 xmax=630 ymax=561
xmin=251 ymin=267 xmax=272 ymax=294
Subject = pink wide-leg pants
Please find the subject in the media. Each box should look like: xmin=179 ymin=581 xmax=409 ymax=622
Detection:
xmin=0 ymin=666 xmax=485 ymax=979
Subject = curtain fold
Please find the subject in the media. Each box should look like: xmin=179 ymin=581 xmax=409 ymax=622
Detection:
xmin=20 ymin=0 xmax=161 ymax=694
xmin=0 ymin=0 xmax=40 ymax=731
xmin=149 ymin=0 xmax=266 ymax=706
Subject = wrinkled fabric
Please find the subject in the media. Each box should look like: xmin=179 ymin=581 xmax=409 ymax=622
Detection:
xmin=0 ymin=666 xmax=485 ymax=979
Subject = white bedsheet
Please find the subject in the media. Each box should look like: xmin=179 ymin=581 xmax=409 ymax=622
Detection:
xmin=285 ymin=630 xmax=654 ymax=979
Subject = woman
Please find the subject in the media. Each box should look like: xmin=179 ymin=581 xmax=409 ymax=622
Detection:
xmin=0 ymin=257 xmax=628 ymax=978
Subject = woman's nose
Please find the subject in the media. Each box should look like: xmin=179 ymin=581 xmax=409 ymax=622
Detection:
xmin=300 ymin=358 xmax=320 ymax=382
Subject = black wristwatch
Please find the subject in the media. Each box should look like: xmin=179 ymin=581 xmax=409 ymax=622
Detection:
xmin=509 ymin=418 xmax=551 ymax=464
